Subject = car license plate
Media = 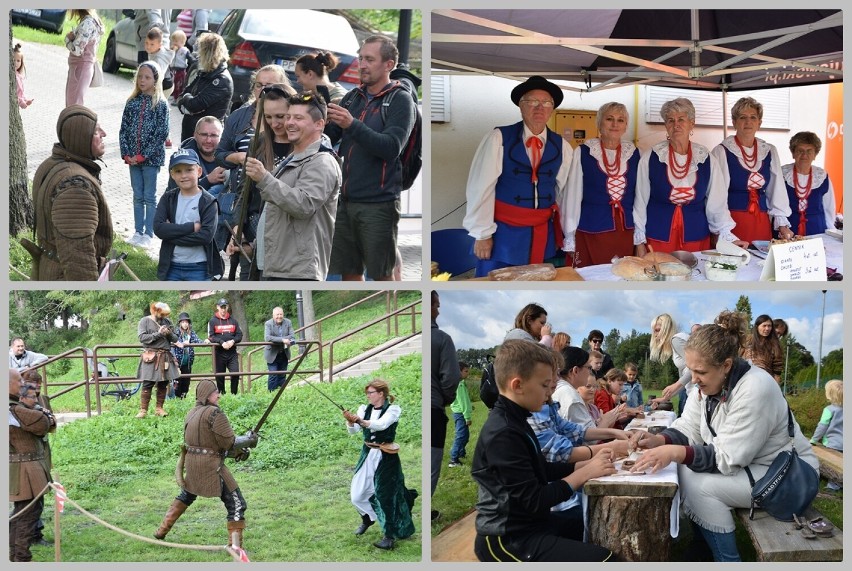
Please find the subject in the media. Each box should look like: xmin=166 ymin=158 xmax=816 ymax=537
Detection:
xmin=273 ymin=59 xmax=296 ymax=72
xmin=15 ymin=8 xmax=42 ymax=17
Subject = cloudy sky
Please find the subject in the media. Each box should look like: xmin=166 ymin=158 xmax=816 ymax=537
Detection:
xmin=435 ymin=288 xmax=843 ymax=360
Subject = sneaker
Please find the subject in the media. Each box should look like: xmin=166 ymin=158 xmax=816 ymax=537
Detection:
xmin=165 ymin=138 xmax=173 ymax=149
xmin=138 ymin=234 xmax=153 ymax=247
xmin=448 ymin=461 xmax=461 ymax=467
xmin=128 ymin=232 xmax=144 ymax=245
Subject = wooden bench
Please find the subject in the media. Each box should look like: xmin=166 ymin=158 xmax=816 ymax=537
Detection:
xmin=735 ymin=506 xmax=842 ymax=561
xmin=812 ymin=444 xmax=843 ymax=482
xmin=431 ymin=510 xmax=478 ymax=562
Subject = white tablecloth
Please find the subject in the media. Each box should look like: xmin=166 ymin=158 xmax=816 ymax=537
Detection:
xmin=576 ymin=233 xmax=843 ymax=281
xmin=584 ymin=409 xmax=680 ymax=537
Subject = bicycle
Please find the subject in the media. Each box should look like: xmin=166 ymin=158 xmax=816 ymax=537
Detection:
xmin=97 ymin=357 xmax=141 ymax=401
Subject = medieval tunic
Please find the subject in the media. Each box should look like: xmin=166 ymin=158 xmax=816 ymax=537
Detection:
xmin=464 ymin=121 xmax=571 ymax=276
xmin=183 ymin=400 xmax=239 ymax=497
xmin=634 ymin=141 xmax=739 ymax=253
xmin=136 ymin=315 xmax=180 ymax=383
xmin=710 ymin=136 xmax=791 ymax=243
xmin=9 ymin=401 xmax=54 ymax=562
xmin=781 ymin=164 xmax=836 ymax=236
xmin=564 ymin=139 xmax=640 ymax=266
xmin=348 ymin=401 xmax=416 ymax=540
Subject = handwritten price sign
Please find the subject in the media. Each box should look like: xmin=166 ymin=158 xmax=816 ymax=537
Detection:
xmin=759 ymin=237 xmax=827 ymax=281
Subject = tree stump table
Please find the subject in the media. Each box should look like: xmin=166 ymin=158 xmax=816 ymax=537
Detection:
xmin=584 ymin=479 xmax=678 ymax=561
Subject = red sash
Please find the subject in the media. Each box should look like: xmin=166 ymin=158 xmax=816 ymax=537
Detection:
xmin=495 ymin=201 xmax=563 ymax=264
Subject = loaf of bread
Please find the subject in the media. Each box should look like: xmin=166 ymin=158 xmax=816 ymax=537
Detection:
xmin=642 ymin=251 xmax=682 ymax=265
xmin=488 ymin=263 xmax=557 ymax=281
xmin=611 ymin=256 xmax=655 ymax=280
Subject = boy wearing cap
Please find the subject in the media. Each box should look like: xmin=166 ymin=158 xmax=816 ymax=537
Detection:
xmin=207 ymin=299 xmax=243 ymax=395
xmin=154 ymin=148 xmax=223 ymax=281
xmin=463 ymin=75 xmax=572 ymax=278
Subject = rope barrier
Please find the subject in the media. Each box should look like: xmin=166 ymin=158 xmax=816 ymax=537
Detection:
xmin=8 ymin=482 xmax=51 ymax=521
xmin=21 ymin=482 xmax=249 ymax=562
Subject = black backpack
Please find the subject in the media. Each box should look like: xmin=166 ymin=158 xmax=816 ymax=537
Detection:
xmin=479 ymin=360 xmax=498 ymax=409
xmin=341 ymin=79 xmax=422 ymax=190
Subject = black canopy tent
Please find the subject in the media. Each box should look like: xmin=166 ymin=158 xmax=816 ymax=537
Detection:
xmin=431 ymin=9 xmax=842 ymax=93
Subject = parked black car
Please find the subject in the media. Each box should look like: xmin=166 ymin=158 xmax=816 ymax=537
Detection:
xmin=11 ymin=8 xmax=67 ymax=34
xmin=216 ymin=9 xmax=361 ymax=110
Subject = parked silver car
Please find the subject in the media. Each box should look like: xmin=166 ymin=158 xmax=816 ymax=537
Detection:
xmin=102 ymin=9 xmax=230 ymax=73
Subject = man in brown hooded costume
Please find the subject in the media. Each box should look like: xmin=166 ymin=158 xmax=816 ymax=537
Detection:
xmin=154 ymin=379 xmax=258 ymax=549
xmin=9 ymin=369 xmax=56 ymax=562
xmin=30 ymin=104 xmax=113 ymax=280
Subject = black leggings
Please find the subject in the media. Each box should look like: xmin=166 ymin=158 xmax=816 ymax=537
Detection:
xmin=474 ymin=515 xmax=617 ymax=563
xmin=214 ymin=350 xmax=240 ymax=394
xmin=177 ymin=483 xmax=247 ymax=522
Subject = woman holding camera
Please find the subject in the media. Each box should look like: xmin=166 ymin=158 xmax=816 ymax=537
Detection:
xmin=136 ymin=301 xmax=179 ymax=418
xmin=627 ymin=312 xmax=818 ymax=561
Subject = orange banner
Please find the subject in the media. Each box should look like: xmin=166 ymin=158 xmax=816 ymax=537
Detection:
xmin=824 ymin=83 xmax=843 ymax=214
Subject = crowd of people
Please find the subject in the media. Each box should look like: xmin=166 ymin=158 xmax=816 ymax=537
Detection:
xmin=430 ymin=299 xmax=841 ymax=562
xmin=463 ymin=75 xmax=838 ymax=275
xmin=19 ymin=10 xmax=419 ymax=282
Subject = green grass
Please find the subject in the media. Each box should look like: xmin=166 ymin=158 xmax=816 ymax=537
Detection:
xmin=30 ymin=355 xmax=421 ymax=562
xmin=13 ymin=15 xmax=117 ymax=64
xmin=9 ymin=233 xmax=160 ymax=282
xmin=432 ymin=384 xmax=842 ymax=561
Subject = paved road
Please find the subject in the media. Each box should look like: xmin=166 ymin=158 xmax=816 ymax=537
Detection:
xmin=17 ymin=40 xmax=422 ymax=281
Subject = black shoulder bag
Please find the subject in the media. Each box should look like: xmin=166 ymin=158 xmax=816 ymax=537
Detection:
xmin=742 ymin=405 xmax=819 ymax=521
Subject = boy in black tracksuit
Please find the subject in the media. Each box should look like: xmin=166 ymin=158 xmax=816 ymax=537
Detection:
xmin=471 ymin=339 xmax=619 ymax=562
xmin=207 ymin=298 xmax=242 ymax=394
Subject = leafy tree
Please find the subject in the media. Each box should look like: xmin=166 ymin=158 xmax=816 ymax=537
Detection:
xmin=9 ymin=17 xmax=34 ymax=235
xmin=604 ymin=328 xmax=621 ymax=356
xmin=735 ymin=295 xmax=752 ymax=325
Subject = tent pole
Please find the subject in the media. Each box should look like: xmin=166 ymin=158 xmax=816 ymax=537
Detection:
xmin=722 ymin=89 xmax=728 ymax=139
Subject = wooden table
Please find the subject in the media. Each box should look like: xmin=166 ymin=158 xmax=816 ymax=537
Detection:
xmin=468 ymin=267 xmax=585 ymax=281
xmin=583 ymin=411 xmax=679 ymax=561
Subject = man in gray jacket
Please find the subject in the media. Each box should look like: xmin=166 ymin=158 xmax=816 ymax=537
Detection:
xmin=245 ymin=92 xmax=341 ymax=280
xmin=263 ymin=307 xmax=296 ymax=392
xmin=9 ymin=338 xmax=48 ymax=372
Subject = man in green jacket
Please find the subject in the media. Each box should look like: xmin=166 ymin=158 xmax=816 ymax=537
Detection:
xmin=448 ymin=362 xmax=472 ymax=467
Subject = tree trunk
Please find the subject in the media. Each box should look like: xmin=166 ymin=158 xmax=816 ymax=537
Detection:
xmin=9 ymin=18 xmax=34 ymax=235
xmin=302 ymin=290 xmax=315 ymax=342
xmin=231 ymin=292 xmax=249 ymax=342
xmin=586 ymin=493 xmax=674 ymax=561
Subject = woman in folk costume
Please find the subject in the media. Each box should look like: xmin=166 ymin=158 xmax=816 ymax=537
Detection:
xmin=710 ymin=97 xmax=793 ymax=243
xmin=343 ymin=378 xmax=417 ymax=550
xmin=463 ymin=75 xmax=571 ymax=277
xmin=153 ymin=380 xmax=258 ymax=549
xmin=136 ymin=301 xmax=179 ymax=418
xmin=781 ymin=131 xmax=837 ymax=236
xmin=634 ymin=97 xmax=746 ymax=255
xmin=564 ymin=102 xmax=640 ymax=267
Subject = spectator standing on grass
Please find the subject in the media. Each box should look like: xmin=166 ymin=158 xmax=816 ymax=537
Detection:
xmin=207 ymin=298 xmax=243 ymax=395
xmin=120 ymin=61 xmax=170 ymax=248
xmin=171 ymin=312 xmax=202 ymax=399
xmin=430 ymin=291 xmax=461 ymax=521
xmin=810 ymin=379 xmax=843 ymax=491
xmin=20 ymin=370 xmax=55 ymax=549
xmin=263 ymin=307 xmax=296 ymax=392
xmin=64 ymin=9 xmax=104 ymax=107
xmin=448 ymin=362 xmax=472 ymax=467
xmin=620 ymin=362 xmax=643 ymax=408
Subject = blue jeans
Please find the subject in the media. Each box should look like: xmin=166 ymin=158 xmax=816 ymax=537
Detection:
xmin=164 ymin=261 xmax=210 ymax=281
xmin=129 ymin=165 xmax=159 ymax=236
xmin=449 ymin=412 xmax=470 ymax=462
xmin=207 ymin=183 xmax=224 ymax=197
xmin=267 ymin=351 xmax=289 ymax=392
xmin=697 ymin=524 xmax=740 ymax=561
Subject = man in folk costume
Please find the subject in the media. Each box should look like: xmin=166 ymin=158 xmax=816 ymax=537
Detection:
xmin=464 ymin=75 xmax=571 ymax=277
xmin=9 ymin=369 xmax=56 ymax=562
xmin=154 ymin=380 xmax=258 ymax=549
